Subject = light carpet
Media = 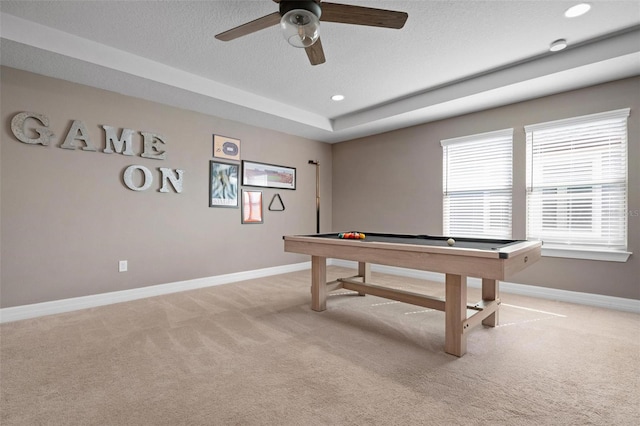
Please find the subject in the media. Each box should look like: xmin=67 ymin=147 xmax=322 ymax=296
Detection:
xmin=1 ymin=267 xmax=639 ymax=425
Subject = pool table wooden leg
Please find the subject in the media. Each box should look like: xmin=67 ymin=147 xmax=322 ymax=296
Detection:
xmin=311 ymin=255 xmax=327 ymax=312
xmin=357 ymin=262 xmax=370 ymax=295
xmin=445 ymin=274 xmax=467 ymax=357
xmin=482 ymin=278 xmax=499 ymax=327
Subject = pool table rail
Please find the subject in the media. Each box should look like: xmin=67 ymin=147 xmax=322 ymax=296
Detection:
xmin=284 ymin=236 xmax=541 ymax=281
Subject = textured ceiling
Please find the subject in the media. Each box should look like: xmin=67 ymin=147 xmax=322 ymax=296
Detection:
xmin=1 ymin=0 xmax=639 ymax=143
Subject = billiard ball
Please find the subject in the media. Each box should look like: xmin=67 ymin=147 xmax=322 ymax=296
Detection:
xmin=447 ymin=238 xmax=455 ymax=246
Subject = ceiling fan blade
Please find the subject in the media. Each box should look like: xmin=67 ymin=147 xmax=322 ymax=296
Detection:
xmin=305 ymin=38 xmax=326 ymax=66
xmin=320 ymin=2 xmax=408 ymax=29
xmin=215 ymin=11 xmax=281 ymax=41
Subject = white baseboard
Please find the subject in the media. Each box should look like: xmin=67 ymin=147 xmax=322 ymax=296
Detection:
xmin=2 ymin=259 xmax=637 ymax=323
xmin=0 ymin=262 xmax=311 ymax=324
xmin=331 ymin=259 xmax=640 ymax=314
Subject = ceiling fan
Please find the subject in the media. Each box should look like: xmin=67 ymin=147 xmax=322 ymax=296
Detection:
xmin=215 ymin=0 xmax=408 ymax=66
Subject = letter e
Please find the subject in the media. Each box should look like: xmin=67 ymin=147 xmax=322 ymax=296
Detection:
xmin=140 ymin=132 xmax=166 ymax=160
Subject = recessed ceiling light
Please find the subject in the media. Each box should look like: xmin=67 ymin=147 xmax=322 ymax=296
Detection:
xmin=564 ymin=3 xmax=591 ymax=18
xmin=331 ymin=94 xmax=345 ymax=101
xmin=549 ymin=39 xmax=568 ymax=52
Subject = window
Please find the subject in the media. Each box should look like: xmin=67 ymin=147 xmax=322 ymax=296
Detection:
xmin=525 ymin=108 xmax=630 ymax=260
xmin=442 ymin=129 xmax=513 ymax=239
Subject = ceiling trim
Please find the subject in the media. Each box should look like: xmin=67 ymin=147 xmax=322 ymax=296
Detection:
xmin=0 ymin=12 xmax=333 ymax=132
xmin=333 ymin=28 xmax=640 ymax=132
xmin=1 ymin=11 xmax=639 ymax=144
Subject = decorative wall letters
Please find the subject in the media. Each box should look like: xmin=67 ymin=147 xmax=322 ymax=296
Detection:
xmin=123 ymin=165 xmax=185 ymax=193
xmin=61 ymin=120 xmax=95 ymax=151
xmin=10 ymin=111 xmax=183 ymax=193
xmin=10 ymin=112 xmax=54 ymax=145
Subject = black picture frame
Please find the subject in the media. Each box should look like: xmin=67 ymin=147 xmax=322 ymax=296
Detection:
xmin=209 ymin=160 xmax=239 ymax=208
xmin=242 ymin=160 xmax=296 ymax=190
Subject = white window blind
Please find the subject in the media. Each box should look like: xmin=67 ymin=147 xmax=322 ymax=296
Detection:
xmin=525 ymin=108 xmax=629 ymax=251
xmin=442 ymin=129 xmax=513 ymax=238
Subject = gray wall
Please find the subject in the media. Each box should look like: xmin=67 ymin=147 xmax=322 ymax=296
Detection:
xmin=1 ymin=67 xmax=331 ymax=308
xmin=2 ymin=68 xmax=638 ymax=308
xmin=333 ymin=77 xmax=640 ymax=300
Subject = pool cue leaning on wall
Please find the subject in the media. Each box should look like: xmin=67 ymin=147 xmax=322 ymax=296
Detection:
xmin=309 ymin=160 xmax=320 ymax=233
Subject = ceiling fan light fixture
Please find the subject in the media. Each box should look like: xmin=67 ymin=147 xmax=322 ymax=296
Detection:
xmin=281 ymin=9 xmax=320 ymax=48
xmin=215 ymin=0 xmax=408 ymax=66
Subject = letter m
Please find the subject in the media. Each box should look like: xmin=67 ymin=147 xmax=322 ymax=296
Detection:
xmin=102 ymin=125 xmax=134 ymax=156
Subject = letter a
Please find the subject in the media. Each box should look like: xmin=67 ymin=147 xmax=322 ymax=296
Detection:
xmin=61 ymin=120 xmax=96 ymax=151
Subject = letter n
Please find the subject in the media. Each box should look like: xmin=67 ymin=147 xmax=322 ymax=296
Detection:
xmin=159 ymin=168 xmax=184 ymax=193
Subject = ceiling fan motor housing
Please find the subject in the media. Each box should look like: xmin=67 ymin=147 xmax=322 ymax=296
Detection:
xmin=279 ymin=1 xmax=322 ymax=19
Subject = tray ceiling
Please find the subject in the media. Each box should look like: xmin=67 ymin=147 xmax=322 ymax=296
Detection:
xmin=1 ymin=0 xmax=639 ymax=143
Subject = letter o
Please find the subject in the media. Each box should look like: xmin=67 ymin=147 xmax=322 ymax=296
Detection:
xmin=123 ymin=165 xmax=153 ymax=191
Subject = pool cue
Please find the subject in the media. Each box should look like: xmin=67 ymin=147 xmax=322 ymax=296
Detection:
xmin=308 ymin=160 xmax=320 ymax=233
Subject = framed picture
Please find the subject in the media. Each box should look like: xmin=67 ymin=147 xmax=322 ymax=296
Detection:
xmin=209 ymin=160 xmax=239 ymax=208
xmin=242 ymin=160 xmax=296 ymax=190
xmin=213 ymin=134 xmax=241 ymax=161
xmin=241 ymin=190 xmax=263 ymax=224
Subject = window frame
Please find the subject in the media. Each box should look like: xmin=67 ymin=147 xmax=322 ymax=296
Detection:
xmin=525 ymin=108 xmax=631 ymax=262
xmin=441 ymin=128 xmax=514 ymax=239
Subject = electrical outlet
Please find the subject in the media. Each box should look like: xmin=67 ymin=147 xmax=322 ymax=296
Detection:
xmin=119 ymin=260 xmax=128 ymax=272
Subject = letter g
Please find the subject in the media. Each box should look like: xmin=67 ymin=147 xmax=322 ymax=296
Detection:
xmin=11 ymin=112 xmax=54 ymax=145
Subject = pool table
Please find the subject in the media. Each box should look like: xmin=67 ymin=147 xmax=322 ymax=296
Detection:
xmin=283 ymin=232 xmax=542 ymax=356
